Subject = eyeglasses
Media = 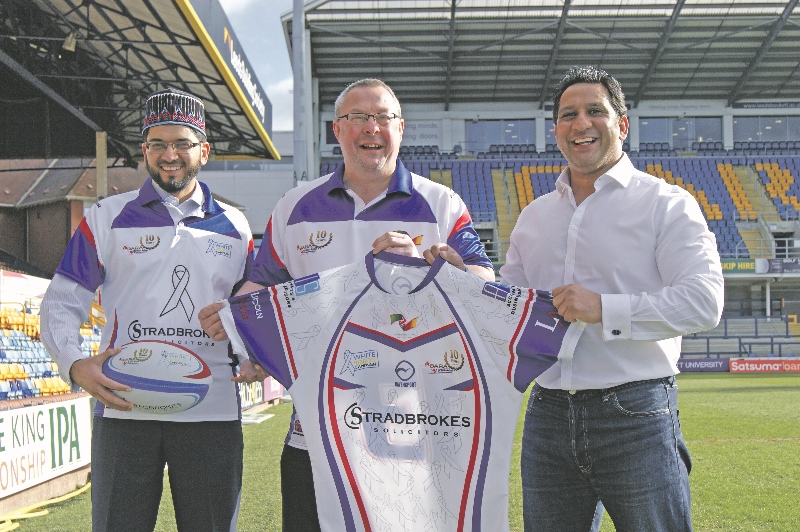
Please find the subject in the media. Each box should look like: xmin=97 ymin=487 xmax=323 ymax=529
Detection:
xmin=336 ymin=113 xmax=401 ymax=126
xmin=144 ymin=141 xmax=201 ymax=153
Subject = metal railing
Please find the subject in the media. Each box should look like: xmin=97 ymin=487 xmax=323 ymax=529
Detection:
xmin=681 ymin=337 xmax=800 ymax=358
xmin=483 ymin=240 xmax=509 ymax=264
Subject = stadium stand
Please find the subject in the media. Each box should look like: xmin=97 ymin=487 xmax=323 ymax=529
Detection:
xmin=682 ymin=316 xmax=800 ymax=358
xmin=321 ymin=149 xmax=800 ymax=262
xmin=0 ymin=306 xmax=97 ymax=400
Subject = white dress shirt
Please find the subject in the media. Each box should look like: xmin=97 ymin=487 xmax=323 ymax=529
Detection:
xmin=500 ymin=154 xmax=724 ymax=390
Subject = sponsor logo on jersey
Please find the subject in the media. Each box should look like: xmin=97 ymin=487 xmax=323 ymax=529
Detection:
xmin=127 ymin=320 xmax=213 ymax=344
xmin=250 ymin=293 xmax=264 ymax=319
xmin=122 ymin=234 xmax=161 ymax=254
xmin=278 ymin=283 xmax=296 ymax=309
xmin=340 ymin=349 xmax=379 ymax=376
xmin=293 ymin=419 xmax=304 ymax=435
xmin=390 ymin=313 xmax=418 ymax=331
xmin=534 ymin=311 xmax=567 ymax=332
xmin=117 ymin=347 xmax=153 ymax=365
xmin=425 ymin=350 xmax=465 ymax=374
xmin=482 ymin=282 xmax=524 ymax=315
xmin=394 ymin=360 xmax=416 ymax=387
xmin=206 ymin=239 xmax=232 ymax=258
xmin=343 ymin=402 xmax=471 ymax=432
xmin=294 ymin=273 xmax=321 ymax=296
xmin=297 ymin=230 xmax=333 ymax=254
xmin=160 ymin=265 xmax=195 ymax=321
xmin=394 ymin=230 xmax=423 ymax=245
xmin=158 ymin=349 xmax=195 ymax=368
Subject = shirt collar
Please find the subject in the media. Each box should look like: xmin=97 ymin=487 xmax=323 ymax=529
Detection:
xmin=556 ymin=152 xmax=634 ymax=194
xmin=327 ymin=158 xmax=413 ymax=196
xmin=138 ymin=178 xmax=211 ymax=213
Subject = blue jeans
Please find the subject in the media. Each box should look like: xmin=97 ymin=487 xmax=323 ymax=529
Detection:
xmin=521 ymin=376 xmax=692 ymax=532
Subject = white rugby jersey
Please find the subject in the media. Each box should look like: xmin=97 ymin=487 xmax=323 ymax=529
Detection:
xmin=251 ymin=160 xmax=493 ymax=449
xmin=54 ymin=178 xmax=254 ymax=421
xmin=220 ymin=252 xmax=582 ymax=531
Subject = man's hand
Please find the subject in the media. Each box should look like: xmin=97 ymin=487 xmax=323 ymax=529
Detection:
xmin=552 ymin=284 xmax=602 ymax=324
xmin=423 ymin=243 xmax=466 ymax=271
xmin=372 ymin=232 xmax=421 ymax=257
xmin=424 ymin=243 xmax=495 ymax=281
xmin=199 ymin=301 xmax=228 ymax=341
xmin=70 ymin=347 xmax=133 ymax=411
xmin=232 ymin=359 xmax=268 ymax=383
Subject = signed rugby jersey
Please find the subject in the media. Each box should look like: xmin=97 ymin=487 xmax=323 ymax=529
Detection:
xmin=250 ymin=159 xmax=492 ymax=449
xmin=220 ymin=252 xmax=583 ymax=531
xmin=54 ymin=178 xmax=254 ymax=421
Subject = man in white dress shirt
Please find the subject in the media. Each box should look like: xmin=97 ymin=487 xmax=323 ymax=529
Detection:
xmin=500 ymin=66 xmax=724 ymax=531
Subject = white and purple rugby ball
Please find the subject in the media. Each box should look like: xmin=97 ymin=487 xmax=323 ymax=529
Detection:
xmin=102 ymin=341 xmax=212 ymax=415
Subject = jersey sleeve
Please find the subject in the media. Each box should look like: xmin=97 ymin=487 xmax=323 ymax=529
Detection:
xmin=463 ymin=279 xmax=583 ymax=392
xmin=219 ymin=272 xmax=332 ymax=390
xmin=249 ymin=214 xmax=293 ymax=286
xmin=54 ymin=212 xmax=105 ymax=292
xmin=445 ymin=197 xmax=493 ymax=270
xmin=220 ymin=284 xmax=296 ymax=389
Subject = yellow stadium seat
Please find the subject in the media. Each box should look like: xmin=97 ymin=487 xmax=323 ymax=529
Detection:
xmin=11 ymin=364 xmax=26 ymax=379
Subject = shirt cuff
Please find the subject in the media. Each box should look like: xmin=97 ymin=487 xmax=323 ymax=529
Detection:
xmin=218 ymin=300 xmax=247 ymax=361
xmin=57 ymin=345 xmax=87 ymax=390
xmin=600 ymin=293 xmax=632 ymax=340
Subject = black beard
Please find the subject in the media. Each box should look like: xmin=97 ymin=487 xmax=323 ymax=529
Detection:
xmin=146 ymin=159 xmax=201 ymax=193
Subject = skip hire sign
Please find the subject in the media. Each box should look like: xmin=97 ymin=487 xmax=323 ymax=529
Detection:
xmin=0 ymin=397 xmax=92 ymax=498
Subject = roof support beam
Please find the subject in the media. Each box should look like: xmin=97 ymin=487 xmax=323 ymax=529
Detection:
xmin=727 ymin=0 xmax=799 ymax=106
xmin=538 ymin=0 xmax=571 ymax=110
xmin=632 ymin=0 xmax=686 ymax=108
xmin=0 ymin=47 xmax=101 ymax=131
xmin=443 ymin=0 xmax=457 ymax=111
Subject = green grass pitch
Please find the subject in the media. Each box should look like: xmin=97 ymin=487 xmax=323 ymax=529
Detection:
xmin=12 ymin=373 xmax=800 ymax=531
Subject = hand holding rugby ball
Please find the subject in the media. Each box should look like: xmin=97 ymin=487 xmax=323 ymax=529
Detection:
xmin=102 ymin=341 xmax=212 ymax=414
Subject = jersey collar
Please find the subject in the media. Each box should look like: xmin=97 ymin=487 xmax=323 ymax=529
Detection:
xmin=366 ymin=251 xmax=447 ymax=294
xmin=328 ymin=159 xmax=413 ymax=197
xmin=137 ymin=178 xmax=220 ymax=215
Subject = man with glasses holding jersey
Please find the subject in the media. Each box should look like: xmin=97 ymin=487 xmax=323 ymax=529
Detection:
xmin=227 ymin=78 xmax=495 ymax=531
xmin=41 ymin=88 xmax=254 ymax=531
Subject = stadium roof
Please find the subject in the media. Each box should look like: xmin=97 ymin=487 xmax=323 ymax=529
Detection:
xmin=283 ymin=0 xmax=800 ymax=111
xmin=1 ymin=0 xmax=280 ymax=163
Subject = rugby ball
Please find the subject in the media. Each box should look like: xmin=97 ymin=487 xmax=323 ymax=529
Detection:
xmin=102 ymin=341 xmax=212 ymax=414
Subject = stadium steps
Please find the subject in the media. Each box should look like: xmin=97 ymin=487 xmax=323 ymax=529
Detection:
xmin=737 ymin=166 xmax=781 ymax=221
xmin=431 ymin=169 xmax=453 ymax=189
xmin=787 ymin=321 xmax=800 ymax=340
xmin=738 ymin=228 xmax=768 ymax=258
xmin=491 ymin=168 xmax=519 ymax=244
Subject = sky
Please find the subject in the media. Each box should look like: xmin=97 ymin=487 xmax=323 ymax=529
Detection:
xmin=218 ymin=0 xmax=295 ymax=131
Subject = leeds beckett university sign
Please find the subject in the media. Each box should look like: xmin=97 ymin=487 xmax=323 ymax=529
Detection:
xmin=676 ymin=358 xmax=729 ymax=372
xmin=0 ymin=397 xmax=92 ymax=498
xmin=730 ymin=358 xmax=800 ymax=373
